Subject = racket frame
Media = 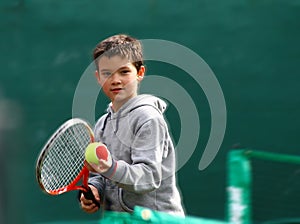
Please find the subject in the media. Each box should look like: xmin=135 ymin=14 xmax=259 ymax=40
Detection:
xmin=36 ymin=118 xmax=94 ymax=195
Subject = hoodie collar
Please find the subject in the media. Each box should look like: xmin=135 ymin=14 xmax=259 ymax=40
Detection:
xmin=109 ymin=94 xmax=166 ymax=117
xmin=102 ymin=94 xmax=167 ymax=133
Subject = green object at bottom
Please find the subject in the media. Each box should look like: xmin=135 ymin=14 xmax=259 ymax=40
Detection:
xmin=37 ymin=206 xmax=229 ymax=224
xmin=99 ymin=206 xmax=228 ymax=224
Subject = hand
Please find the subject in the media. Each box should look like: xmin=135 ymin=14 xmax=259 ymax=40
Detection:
xmin=85 ymin=142 xmax=112 ymax=173
xmin=84 ymin=160 xmax=97 ymax=173
xmin=79 ymin=185 xmax=100 ymax=213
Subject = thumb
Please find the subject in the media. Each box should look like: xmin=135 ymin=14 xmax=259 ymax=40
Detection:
xmin=89 ymin=185 xmax=100 ymax=202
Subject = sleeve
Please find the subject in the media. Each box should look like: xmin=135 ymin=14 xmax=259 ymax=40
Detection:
xmin=101 ymin=116 xmax=167 ymax=194
xmin=88 ymin=172 xmax=106 ymax=200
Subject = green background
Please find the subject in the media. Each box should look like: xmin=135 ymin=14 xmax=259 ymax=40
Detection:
xmin=1 ymin=0 xmax=299 ymax=223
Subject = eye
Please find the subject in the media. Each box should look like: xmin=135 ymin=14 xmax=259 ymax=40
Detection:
xmin=101 ymin=71 xmax=111 ymax=77
xmin=120 ymin=69 xmax=130 ymax=75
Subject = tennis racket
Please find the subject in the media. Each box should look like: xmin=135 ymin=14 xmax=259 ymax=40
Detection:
xmin=36 ymin=118 xmax=100 ymax=207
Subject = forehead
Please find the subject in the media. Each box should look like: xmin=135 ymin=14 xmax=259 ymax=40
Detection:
xmin=97 ymin=55 xmax=134 ymax=71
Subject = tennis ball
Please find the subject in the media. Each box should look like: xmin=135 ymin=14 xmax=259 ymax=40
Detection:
xmin=85 ymin=142 xmax=106 ymax=164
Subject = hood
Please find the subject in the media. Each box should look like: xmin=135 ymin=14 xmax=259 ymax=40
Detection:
xmin=108 ymin=94 xmax=167 ymax=117
xmin=102 ymin=94 xmax=167 ymax=133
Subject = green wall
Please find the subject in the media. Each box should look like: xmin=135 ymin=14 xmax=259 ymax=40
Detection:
xmin=1 ymin=0 xmax=300 ymax=223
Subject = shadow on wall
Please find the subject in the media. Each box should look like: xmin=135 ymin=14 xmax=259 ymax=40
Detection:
xmin=0 ymin=89 xmax=22 ymax=223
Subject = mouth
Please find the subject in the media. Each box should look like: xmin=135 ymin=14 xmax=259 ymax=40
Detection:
xmin=111 ymin=88 xmax=123 ymax=93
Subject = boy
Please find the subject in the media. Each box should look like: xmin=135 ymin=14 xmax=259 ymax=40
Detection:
xmin=79 ymin=34 xmax=185 ymax=216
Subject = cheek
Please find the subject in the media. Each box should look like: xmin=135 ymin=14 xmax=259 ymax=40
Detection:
xmin=99 ymin=80 xmax=110 ymax=92
xmin=124 ymin=76 xmax=138 ymax=87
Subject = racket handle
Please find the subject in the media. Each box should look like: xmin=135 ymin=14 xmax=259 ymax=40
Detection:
xmin=83 ymin=187 xmax=100 ymax=208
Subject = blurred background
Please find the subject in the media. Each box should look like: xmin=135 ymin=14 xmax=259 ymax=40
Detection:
xmin=1 ymin=0 xmax=300 ymax=223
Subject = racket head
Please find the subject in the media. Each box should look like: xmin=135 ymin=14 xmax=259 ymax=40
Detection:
xmin=36 ymin=118 xmax=94 ymax=195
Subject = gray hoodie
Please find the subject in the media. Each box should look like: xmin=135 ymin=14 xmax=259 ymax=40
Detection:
xmin=89 ymin=94 xmax=185 ymax=216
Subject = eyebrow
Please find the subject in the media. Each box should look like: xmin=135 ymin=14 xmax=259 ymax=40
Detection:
xmin=99 ymin=69 xmax=111 ymax=72
xmin=100 ymin=65 xmax=131 ymax=73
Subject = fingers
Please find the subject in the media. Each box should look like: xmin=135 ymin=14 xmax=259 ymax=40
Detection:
xmin=90 ymin=159 xmax=112 ymax=173
xmin=80 ymin=197 xmax=99 ymax=213
xmin=85 ymin=142 xmax=112 ymax=173
xmin=79 ymin=185 xmax=101 ymax=213
xmin=84 ymin=161 xmax=97 ymax=172
xmin=89 ymin=185 xmax=101 ymax=202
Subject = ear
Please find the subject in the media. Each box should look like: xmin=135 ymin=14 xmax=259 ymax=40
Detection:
xmin=95 ymin=70 xmax=101 ymax=85
xmin=137 ymin=65 xmax=145 ymax=82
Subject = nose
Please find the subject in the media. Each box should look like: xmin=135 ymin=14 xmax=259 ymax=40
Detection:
xmin=110 ymin=73 xmax=121 ymax=85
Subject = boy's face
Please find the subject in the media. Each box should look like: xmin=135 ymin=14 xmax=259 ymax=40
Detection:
xmin=95 ymin=55 xmax=145 ymax=107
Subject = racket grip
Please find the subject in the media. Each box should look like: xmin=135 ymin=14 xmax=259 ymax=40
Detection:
xmin=83 ymin=187 xmax=100 ymax=208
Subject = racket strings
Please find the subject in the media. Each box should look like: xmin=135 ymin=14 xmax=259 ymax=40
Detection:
xmin=40 ymin=123 xmax=91 ymax=191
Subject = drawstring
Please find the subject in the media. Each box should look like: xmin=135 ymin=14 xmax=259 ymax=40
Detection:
xmin=101 ymin=112 xmax=111 ymax=132
xmin=100 ymin=111 xmax=121 ymax=134
xmin=118 ymin=188 xmax=134 ymax=212
xmin=114 ymin=111 xmax=121 ymax=133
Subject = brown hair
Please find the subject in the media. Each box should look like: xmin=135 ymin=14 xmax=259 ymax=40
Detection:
xmin=93 ymin=34 xmax=144 ymax=71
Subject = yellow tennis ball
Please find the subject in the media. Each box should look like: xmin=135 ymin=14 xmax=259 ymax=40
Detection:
xmin=85 ymin=142 xmax=101 ymax=164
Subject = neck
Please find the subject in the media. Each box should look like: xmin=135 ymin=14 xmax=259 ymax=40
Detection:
xmin=111 ymin=103 xmax=121 ymax=112
xmin=111 ymin=94 xmax=138 ymax=112
xmin=111 ymin=99 xmax=128 ymax=112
